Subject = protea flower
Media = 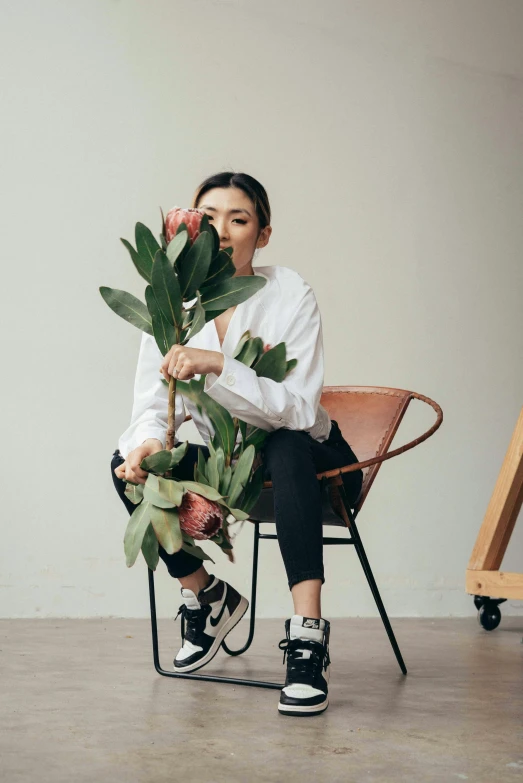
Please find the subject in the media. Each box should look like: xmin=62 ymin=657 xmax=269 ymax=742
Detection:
xmin=179 ymin=490 xmax=224 ymax=540
xmin=263 ymin=343 xmax=271 ymax=353
xmin=165 ymin=207 xmax=204 ymax=245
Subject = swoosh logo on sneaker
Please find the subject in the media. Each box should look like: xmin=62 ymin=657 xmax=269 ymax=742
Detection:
xmin=209 ymin=585 xmax=228 ymax=627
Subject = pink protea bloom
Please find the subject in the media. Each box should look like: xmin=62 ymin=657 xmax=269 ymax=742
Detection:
xmin=263 ymin=343 xmax=271 ymax=353
xmin=178 ymin=490 xmax=224 ymax=540
xmin=165 ymin=207 xmax=204 ymax=246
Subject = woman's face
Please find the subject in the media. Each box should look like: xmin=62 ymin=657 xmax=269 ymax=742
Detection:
xmin=196 ymin=187 xmax=271 ymax=275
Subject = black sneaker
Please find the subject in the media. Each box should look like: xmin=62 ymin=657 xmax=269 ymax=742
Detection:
xmin=278 ymin=615 xmax=331 ymax=716
xmin=173 ymin=575 xmax=249 ymax=673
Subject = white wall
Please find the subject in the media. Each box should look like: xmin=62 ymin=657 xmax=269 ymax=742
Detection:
xmin=1 ymin=0 xmax=522 ymax=618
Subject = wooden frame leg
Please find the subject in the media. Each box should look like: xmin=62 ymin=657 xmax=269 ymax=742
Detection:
xmin=466 ymin=406 xmax=523 ymax=600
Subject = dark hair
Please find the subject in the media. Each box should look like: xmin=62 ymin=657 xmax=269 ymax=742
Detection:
xmin=191 ymin=171 xmax=271 ymax=232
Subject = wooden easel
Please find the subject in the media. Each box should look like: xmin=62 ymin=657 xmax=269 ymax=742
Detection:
xmin=466 ymin=406 xmax=523 ymax=608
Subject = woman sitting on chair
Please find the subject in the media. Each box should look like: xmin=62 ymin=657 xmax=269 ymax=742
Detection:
xmin=111 ymin=171 xmax=363 ymax=717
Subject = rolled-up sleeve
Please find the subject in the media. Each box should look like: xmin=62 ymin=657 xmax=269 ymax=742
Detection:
xmin=203 ymin=287 xmax=324 ymax=432
xmin=117 ymin=332 xmax=186 ymax=459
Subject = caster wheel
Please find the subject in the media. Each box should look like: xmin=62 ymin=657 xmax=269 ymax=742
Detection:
xmin=474 ymin=595 xmax=490 ymax=612
xmin=478 ymin=602 xmax=501 ymax=631
xmin=474 ymin=595 xmax=487 ymax=610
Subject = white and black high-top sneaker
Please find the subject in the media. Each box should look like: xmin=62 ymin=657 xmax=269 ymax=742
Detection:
xmin=173 ymin=574 xmax=249 ymax=673
xmin=278 ymin=615 xmax=331 ymax=716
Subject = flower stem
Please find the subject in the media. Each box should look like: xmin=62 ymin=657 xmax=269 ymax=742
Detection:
xmin=164 ymin=374 xmax=177 ymax=478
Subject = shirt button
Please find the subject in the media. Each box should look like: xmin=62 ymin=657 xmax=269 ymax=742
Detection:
xmin=226 ymin=373 xmax=235 ymax=386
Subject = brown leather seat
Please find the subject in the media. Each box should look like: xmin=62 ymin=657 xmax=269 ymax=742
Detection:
xmin=249 ymin=385 xmax=443 ymax=525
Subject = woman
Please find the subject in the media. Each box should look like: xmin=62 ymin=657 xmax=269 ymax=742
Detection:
xmin=111 ymin=171 xmax=363 ymax=717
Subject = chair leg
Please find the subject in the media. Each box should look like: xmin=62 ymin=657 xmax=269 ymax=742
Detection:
xmin=147 ymin=559 xmax=282 ymax=688
xmin=339 ymin=488 xmax=408 ymax=675
xmin=148 ymin=566 xmax=163 ymax=675
xmin=221 ymin=522 xmax=260 ymax=656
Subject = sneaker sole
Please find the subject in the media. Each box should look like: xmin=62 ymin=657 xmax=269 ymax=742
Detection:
xmin=173 ymin=595 xmax=249 ymax=674
xmin=278 ymin=697 xmax=329 ymax=716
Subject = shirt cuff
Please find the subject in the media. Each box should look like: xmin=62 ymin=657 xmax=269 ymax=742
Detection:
xmin=118 ymin=425 xmax=167 ymax=459
xmin=203 ymin=355 xmax=284 ymax=424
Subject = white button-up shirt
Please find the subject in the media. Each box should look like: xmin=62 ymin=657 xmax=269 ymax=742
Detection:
xmin=117 ymin=265 xmax=332 ymax=459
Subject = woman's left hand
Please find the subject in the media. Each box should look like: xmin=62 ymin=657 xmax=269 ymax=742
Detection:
xmin=160 ymin=345 xmax=224 ymax=381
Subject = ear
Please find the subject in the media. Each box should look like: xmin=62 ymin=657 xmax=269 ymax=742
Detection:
xmin=256 ymin=225 xmax=272 ymax=249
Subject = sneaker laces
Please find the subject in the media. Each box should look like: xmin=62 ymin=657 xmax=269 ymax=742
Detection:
xmin=175 ymin=603 xmax=211 ymax=643
xmin=278 ymin=627 xmax=331 ymax=682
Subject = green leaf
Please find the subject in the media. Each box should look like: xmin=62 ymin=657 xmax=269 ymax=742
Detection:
xmin=99 ymin=287 xmax=153 ymax=336
xmin=150 ymin=506 xmax=182 ymax=555
xmin=194 ymin=468 xmax=210 ymax=485
xmin=206 ymin=442 xmax=220 ymax=491
xmin=181 ymin=541 xmax=215 ymax=562
xmin=141 ymin=523 xmax=159 ymax=570
xmin=176 ymin=382 xmax=236 ymax=456
xmin=124 ymin=482 xmax=144 ymax=505
xmin=120 ymin=238 xmax=151 ymax=283
xmin=238 ymin=464 xmax=265 ymax=513
xmin=200 ymin=275 xmax=266 ymax=311
xmin=232 ymin=330 xmax=252 ymax=359
xmin=228 ymin=445 xmax=255 ymax=507
xmin=143 ymin=485 xmax=175 ymax=508
xmin=143 ymin=473 xmax=185 ymax=508
xmin=151 ymin=249 xmax=183 ymax=328
xmin=210 ymin=529 xmax=233 ymax=549
xmin=141 ymin=449 xmax=173 ymax=474
xmin=178 ymin=231 xmax=213 ymax=300
xmin=182 ymin=294 xmax=206 ymax=344
xmin=197 ymin=447 xmax=208 ymax=481
xmin=215 ymin=446 xmax=225 ymax=479
xmin=159 ymin=206 xmax=167 ymax=252
xmin=220 ymin=465 xmax=232 ymax=496
xmin=204 ymin=308 xmax=228 ymax=322
xmin=245 ymin=426 xmax=270 ymax=451
xmin=145 ymin=285 xmax=177 ymax=356
xmin=223 ymin=505 xmax=250 ymax=521
xmin=180 ymin=480 xmax=223 ymax=502
xmin=170 ymin=441 xmax=188 ymax=468
xmin=198 ymin=213 xmax=220 ymax=257
xmin=203 ymin=250 xmax=236 ymax=288
xmin=238 ymin=337 xmax=264 ymax=368
xmin=286 ymin=358 xmax=298 ymax=375
xmin=135 ymin=222 xmax=161 ymax=281
xmin=166 ymin=231 xmax=189 ymax=268
xmin=253 ymin=342 xmax=288 ymax=381
xmin=156 ymin=475 xmax=185 ymax=506
xmin=239 ymin=419 xmax=248 ymax=446
xmin=124 ymin=500 xmax=152 ymax=567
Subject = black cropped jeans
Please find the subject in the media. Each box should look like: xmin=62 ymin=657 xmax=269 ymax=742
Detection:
xmin=110 ymin=420 xmax=363 ymax=590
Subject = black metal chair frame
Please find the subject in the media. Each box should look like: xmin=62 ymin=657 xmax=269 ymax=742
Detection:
xmin=148 ymin=480 xmax=407 ymax=690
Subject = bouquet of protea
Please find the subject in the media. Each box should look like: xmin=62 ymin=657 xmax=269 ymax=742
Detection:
xmin=100 ymin=207 xmax=297 ymax=570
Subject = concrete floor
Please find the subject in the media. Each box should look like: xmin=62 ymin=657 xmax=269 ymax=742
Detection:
xmin=1 ymin=617 xmax=522 ymax=783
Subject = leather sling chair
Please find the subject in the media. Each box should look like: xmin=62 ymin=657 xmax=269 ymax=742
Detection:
xmin=147 ymin=385 xmax=443 ymax=689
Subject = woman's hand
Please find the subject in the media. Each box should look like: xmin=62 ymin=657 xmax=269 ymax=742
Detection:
xmin=160 ymin=346 xmax=224 ymax=382
xmin=113 ymin=438 xmax=164 ymax=485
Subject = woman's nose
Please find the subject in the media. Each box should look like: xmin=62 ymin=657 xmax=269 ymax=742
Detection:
xmin=215 ymin=221 xmax=229 ymax=241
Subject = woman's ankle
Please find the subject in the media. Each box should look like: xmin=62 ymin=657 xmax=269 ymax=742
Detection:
xmin=290 ymin=578 xmax=322 ymax=619
xmin=178 ymin=566 xmax=212 ymax=594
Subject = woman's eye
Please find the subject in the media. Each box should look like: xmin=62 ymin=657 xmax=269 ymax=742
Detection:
xmin=205 ymin=215 xmax=247 ymax=225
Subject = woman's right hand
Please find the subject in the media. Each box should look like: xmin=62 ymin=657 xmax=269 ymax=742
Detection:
xmin=113 ymin=438 xmax=164 ymax=485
